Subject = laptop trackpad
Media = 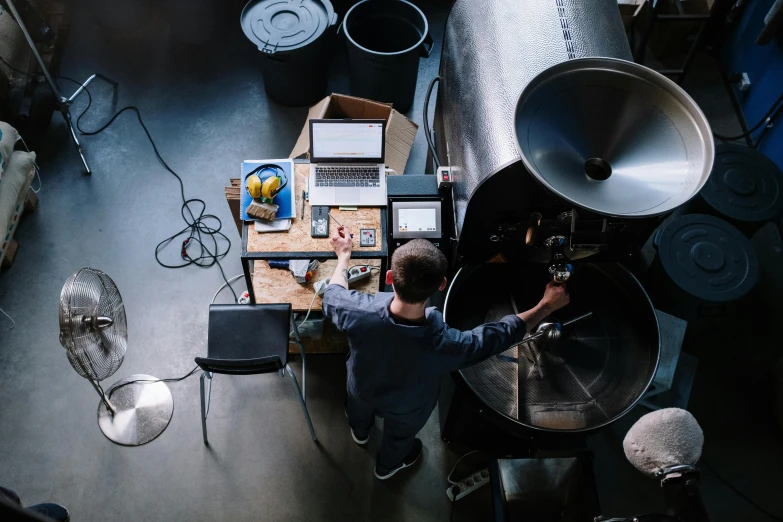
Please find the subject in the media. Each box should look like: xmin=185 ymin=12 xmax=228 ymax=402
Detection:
xmin=335 ymin=188 xmax=361 ymax=205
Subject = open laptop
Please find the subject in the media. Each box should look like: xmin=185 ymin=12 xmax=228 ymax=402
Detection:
xmin=308 ymin=119 xmax=387 ymax=207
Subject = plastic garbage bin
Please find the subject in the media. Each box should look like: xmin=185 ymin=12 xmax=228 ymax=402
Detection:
xmin=241 ymin=0 xmax=338 ymax=106
xmin=342 ymin=0 xmax=432 ymax=112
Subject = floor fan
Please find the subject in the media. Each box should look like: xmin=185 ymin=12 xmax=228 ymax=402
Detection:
xmin=58 ymin=268 xmax=173 ymax=445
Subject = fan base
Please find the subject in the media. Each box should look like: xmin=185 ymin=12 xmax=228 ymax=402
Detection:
xmin=97 ymin=374 xmax=174 ymax=446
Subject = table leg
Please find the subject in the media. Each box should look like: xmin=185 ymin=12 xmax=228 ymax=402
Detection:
xmin=243 ymin=258 xmax=255 ymax=303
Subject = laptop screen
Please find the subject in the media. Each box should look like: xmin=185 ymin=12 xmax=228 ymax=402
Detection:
xmin=310 ymin=121 xmax=385 ymax=163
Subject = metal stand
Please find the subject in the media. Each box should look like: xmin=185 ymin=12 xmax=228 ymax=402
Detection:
xmin=97 ymin=374 xmax=174 ymax=446
xmin=5 ymin=0 xmax=117 ymax=174
xmin=88 ymin=378 xmax=116 ymax=414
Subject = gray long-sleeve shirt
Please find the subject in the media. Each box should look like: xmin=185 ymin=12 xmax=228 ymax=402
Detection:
xmin=322 ymin=285 xmax=527 ymax=414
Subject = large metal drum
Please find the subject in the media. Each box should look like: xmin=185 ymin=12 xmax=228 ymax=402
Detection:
xmin=435 ymin=0 xmax=714 ymax=258
xmin=441 ymin=262 xmax=659 ymax=446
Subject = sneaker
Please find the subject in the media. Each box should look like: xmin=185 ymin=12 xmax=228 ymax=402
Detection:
xmin=351 ymin=428 xmax=369 ymax=445
xmin=28 ymin=503 xmax=70 ymax=522
xmin=345 ymin=404 xmax=371 ymax=445
xmin=374 ymin=439 xmax=423 ymax=480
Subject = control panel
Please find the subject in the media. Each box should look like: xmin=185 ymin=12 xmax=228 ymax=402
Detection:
xmin=388 ymin=196 xmax=448 ymax=260
xmin=360 ymin=228 xmax=376 ymax=247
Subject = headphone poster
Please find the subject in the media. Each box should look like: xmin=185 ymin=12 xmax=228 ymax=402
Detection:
xmin=240 ymin=159 xmax=295 ymax=221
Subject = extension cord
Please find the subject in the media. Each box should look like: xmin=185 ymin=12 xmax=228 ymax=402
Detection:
xmin=446 ymin=468 xmax=490 ymax=502
xmin=346 ymin=265 xmax=372 ymax=285
xmin=314 ymin=278 xmax=330 ymax=296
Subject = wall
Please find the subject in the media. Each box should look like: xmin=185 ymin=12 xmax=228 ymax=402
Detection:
xmin=723 ymin=0 xmax=783 ymax=170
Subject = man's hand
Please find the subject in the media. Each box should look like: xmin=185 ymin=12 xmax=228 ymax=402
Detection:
xmin=330 ymin=226 xmax=352 ymax=261
xmin=538 ymin=281 xmax=570 ymax=314
xmin=518 ymin=282 xmax=570 ymax=333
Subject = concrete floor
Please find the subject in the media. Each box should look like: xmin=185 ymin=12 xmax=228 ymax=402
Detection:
xmin=1 ymin=1 xmax=782 ymax=521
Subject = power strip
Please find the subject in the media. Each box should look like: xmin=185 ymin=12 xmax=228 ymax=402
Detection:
xmin=314 ymin=278 xmax=330 ymax=296
xmin=446 ymin=468 xmax=490 ymax=502
xmin=346 ymin=265 xmax=372 ymax=285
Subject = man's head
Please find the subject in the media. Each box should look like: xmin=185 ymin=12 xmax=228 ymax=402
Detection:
xmin=387 ymin=239 xmax=448 ymax=304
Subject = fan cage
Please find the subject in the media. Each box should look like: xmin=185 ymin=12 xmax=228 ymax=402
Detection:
xmin=58 ymin=268 xmax=127 ymax=381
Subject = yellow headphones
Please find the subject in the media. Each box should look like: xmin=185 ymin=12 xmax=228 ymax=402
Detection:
xmin=245 ymin=164 xmax=288 ymax=203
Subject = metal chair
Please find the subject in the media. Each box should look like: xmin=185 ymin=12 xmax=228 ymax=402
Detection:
xmin=195 ymin=303 xmax=317 ymax=444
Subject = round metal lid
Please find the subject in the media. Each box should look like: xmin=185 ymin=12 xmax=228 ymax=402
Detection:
xmin=700 ymin=144 xmax=783 ymax=223
xmin=240 ymin=0 xmax=336 ymax=54
xmin=514 ymin=58 xmax=714 ymax=217
xmin=656 ymin=214 xmax=759 ymax=302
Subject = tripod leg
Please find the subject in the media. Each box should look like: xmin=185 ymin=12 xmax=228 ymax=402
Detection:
xmin=62 ymin=109 xmax=91 ymax=175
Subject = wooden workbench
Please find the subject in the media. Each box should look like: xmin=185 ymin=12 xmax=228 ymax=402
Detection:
xmin=240 ymin=161 xmax=388 ymax=353
xmin=253 ymin=258 xmax=382 ymax=311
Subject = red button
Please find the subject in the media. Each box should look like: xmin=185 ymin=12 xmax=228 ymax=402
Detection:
xmin=443 ymin=174 xmax=448 ymax=180
xmin=360 ymin=267 xmax=367 ymax=272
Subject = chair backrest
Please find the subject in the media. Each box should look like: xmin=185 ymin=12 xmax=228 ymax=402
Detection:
xmin=197 ymin=303 xmax=292 ymax=375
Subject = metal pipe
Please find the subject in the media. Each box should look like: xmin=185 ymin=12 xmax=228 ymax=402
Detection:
xmin=89 ymin=379 xmax=116 ymax=415
xmin=5 ymin=0 xmax=65 ymax=103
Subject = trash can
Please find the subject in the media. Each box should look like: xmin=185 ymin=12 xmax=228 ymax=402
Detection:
xmin=689 ymin=144 xmax=783 ymax=237
xmin=647 ymin=214 xmax=759 ymax=321
xmin=342 ymin=0 xmax=433 ymax=112
xmin=241 ymin=0 xmax=339 ymax=106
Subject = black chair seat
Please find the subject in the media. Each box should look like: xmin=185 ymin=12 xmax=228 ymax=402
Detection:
xmin=195 ymin=356 xmax=283 ymax=375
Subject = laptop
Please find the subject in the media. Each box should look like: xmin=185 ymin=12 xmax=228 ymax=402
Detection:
xmin=308 ymin=119 xmax=388 ymax=207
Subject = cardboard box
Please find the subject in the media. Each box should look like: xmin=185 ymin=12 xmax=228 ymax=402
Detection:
xmin=290 ymin=93 xmax=418 ymax=175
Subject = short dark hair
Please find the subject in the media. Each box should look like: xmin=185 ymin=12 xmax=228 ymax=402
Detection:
xmin=390 ymin=239 xmax=448 ymax=304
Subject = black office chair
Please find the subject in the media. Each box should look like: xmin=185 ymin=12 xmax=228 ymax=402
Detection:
xmin=195 ymin=303 xmax=317 ymax=444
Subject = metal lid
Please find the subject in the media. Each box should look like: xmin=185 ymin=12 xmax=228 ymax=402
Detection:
xmin=514 ymin=58 xmax=714 ymax=217
xmin=655 ymin=214 xmax=759 ymax=302
xmin=240 ymin=0 xmax=336 ymax=54
xmin=700 ymin=144 xmax=783 ymax=223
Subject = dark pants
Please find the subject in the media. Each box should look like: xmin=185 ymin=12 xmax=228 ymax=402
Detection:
xmin=0 ymin=486 xmax=68 ymax=521
xmin=346 ymin=388 xmax=433 ymax=469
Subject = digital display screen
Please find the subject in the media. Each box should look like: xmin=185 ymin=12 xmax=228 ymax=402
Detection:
xmin=311 ymin=122 xmax=384 ymax=160
xmin=391 ymin=200 xmax=441 ymax=239
xmin=398 ymin=208 xmax=437 ymax=233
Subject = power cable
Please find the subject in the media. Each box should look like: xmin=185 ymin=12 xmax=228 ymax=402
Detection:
xmin=107 ymin=366 xmax=200 ymax=399
xmin=423 ymin=76 xmax=441 ymax=170
xmin=211 ymin=274 xmax=245 ymax=304
xmin=713 ymin=91 xmax=783 ymax=143
xmin=58 ymin=76 xmax=237 ymax=301
xmin=0 ymin=52 xmax=38 ymax=77
xmin=0 ymin=308 xmax=16 ymax=330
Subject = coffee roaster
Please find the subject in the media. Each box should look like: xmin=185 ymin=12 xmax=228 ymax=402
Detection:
xmin=433 ymin=0 xmax=714 ymax=275
xmin=431 ymin=0 xmax=715 ymax=455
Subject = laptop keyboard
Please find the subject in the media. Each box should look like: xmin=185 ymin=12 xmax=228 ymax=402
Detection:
xmin=315 ymin=166 xmax=381 ymax=187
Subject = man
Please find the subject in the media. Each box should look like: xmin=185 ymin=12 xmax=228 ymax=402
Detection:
xmin=322 ymin=227 xmax=569 ymax=480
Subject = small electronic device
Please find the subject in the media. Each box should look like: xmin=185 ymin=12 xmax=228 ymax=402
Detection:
xmin=360 ymin=228 xmax=376 ymax=247
xmin=311 ymin=206 xmax=330 ymax=238
xmin=345 ymin=265 xmax=372 ymax=285
xmin=437 ymin=166 xmax=452 ymax=189
xmin=308 ymin=119 xmax=388 ymax=206
xmin=392 ymin=200 xmax=442 ymax=240
xmin=389 ymin=198 xmax=447 ymax=259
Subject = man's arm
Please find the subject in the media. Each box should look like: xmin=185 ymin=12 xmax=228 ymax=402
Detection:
xmin=442 ymin=281 xmax=571 ymax=369
xmin=518 ymin=282 xmax=569 ymax=334
xmin=322 ymin=225 xmax=361 ymax=332
xmin=328 ymin=225 xmax=352 ymax=289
